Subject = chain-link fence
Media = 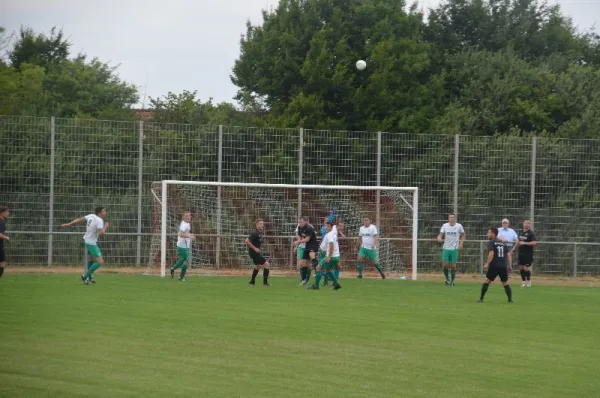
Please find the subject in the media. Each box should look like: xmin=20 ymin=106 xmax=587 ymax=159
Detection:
xmin=1 ymin=116 xmax=599 ymax=276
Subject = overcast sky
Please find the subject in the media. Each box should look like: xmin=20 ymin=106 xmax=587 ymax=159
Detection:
xmin=1 ymin=0 xmax=598 ymax=106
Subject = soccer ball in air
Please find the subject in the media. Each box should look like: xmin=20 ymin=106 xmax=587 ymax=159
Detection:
xmin=356 ymin=60 xmax=366 ymax=71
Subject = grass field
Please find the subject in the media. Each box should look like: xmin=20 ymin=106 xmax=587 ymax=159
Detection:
xmin=1 ymin=273 xmax=600 ymax=397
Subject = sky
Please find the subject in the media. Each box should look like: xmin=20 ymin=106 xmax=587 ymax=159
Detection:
xmin=1 ymin=0 xmax=598 ymax=107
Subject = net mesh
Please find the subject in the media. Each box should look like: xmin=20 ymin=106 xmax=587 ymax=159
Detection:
xmin=146 ymin=183 xmax=416 ymax=277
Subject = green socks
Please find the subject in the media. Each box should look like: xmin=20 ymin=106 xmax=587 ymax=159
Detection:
xmin=85 ymin=262 xmax=100 ymax=279
xmin=326 ymin=270 xmax=338 ymax=285
xmin=451 ymin=269 xmax=456 ymax=283
xmin=375 ymin=264 xmax=384 ymax=277
xmin=180 ymin=264 xmax=188 ymax=279
xmin=314 ymin=270 xmax=324 ymax=287
xmin=86 ymin=260 xmax=93 ymax=272
xmin=443 ymin=267 xmax=449 ymax=281
xmin=171 ymin=259 xmax=184 ymax=271
xmin=357 ymin=263 xmax=364 ymax=277
xmin=305 ymin=267 xmax=311 ymax=282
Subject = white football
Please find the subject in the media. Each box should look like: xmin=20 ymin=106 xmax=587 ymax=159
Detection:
xmin=356 ymin=60 xmax=366 ymax=71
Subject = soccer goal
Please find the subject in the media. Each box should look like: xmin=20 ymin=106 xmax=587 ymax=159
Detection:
xmin=146 ymin=181 xmax=419 ymax=280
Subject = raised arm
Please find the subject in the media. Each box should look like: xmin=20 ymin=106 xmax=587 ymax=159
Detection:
xmin=61 ymin=217 xmax=85 ymax=228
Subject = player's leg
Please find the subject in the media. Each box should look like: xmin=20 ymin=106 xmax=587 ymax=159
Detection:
xmin=525 ymin=263 xmax=532 ymax=287
xmin=178 ymin=248 xmax=190 ymax=281
xmin=479 ymin=267 xmax=498 ymax=302
xmin=249 ymin=253 xmax=262 ymax=285
xmin=297 ymin=248 xmax=306 ymax=284
xmin=325 ymin=257 xmax=342 ymax=290
xmin=309 ymin=263 xmax=324 ymax=289
xmin=370 ymin=249 xmax=385 ymax=279
xmin=262 ymin=260 xmax=270 ymax=286
xmin=171 ymin=247 xmax=186 ymax=278
xmin=357 ymin=247 xmax=366 ymax=278
xmin=305 ymin=249 xmax=318 ymax=283
xmin=519 ymin=264 xmax=527 ymax=287
xmin=442 ymin=249 xmax=451 ymax=285
xmin=0 ymin=248 xmax=6 ymax=278
xmin=500 ymin=268 xmax=513 ymax=303
xmin=449 ymin=250 xmax=458 ymax=286
xmin=334 ymin=263 xmax=341 ymax=280
xmin=83 ymin=244 xmax=103 ymax=283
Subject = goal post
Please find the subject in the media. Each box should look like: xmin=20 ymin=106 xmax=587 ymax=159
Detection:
xmin=149 ymin=180 xmax=419 ymax=280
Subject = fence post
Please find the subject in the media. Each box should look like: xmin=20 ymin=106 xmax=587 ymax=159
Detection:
xmin=453 ymin=135 xmax=459 ymax=216
xmin=376 ymin=131 xmax=382 ymax=228
xmin=573 ymin=243 xmax=578 ymax=278
xmin=136 ymin=121 xmax=144 ymax=266
xmin=47 ymin=116 xmax=56 ymax=266
xmin=530 ymin=136 xmax=537 ymax=228
xmin=479 ymin=240 xmax=484 ymax=277
xmin=298 ymin=128 xmax=303 ymax=217
xmin=216 ymin=125 xmax=223 ymax=269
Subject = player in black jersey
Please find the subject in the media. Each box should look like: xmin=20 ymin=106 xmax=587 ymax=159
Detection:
xmin=295 ymin=216 xmax=320 ymax=283
xmin=479 ymin=227 xmax=513 ymax=303
xmin=515 ymin=219 xmax=536 ymax=288
xmin=245 ymin=219 xmax=270 ymax=286
xmin=0 ymin=206 xmax=10 ymax=279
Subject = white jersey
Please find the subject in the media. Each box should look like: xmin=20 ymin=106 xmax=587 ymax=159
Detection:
xmin=440 ymin=223 xmax=464 ymax=250
xmin=177 ymin=221 xmax=191 ymax=248
xmin=320 ymin=230 xmax=340 ymax=257
xmin=83 ymin=214 xmax=104 ymax=245
xmin=359 ymin=225 xmax=378 ymax=249
xmin=295 ymin=225 xmax=306 ymax=248
xmin=498 ymin=227 xmax=518 ymax=248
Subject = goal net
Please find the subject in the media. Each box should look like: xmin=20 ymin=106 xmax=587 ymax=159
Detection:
xmin=146 ymin=181 xmax=419 ymax=279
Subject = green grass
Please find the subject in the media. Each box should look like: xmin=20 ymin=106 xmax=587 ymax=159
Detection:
xmin=1 ymin=274 xmax=600 ymax=397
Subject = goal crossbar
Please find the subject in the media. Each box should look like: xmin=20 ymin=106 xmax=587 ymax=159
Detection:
xmin=159 ymin=180 xmax=419 ymax=280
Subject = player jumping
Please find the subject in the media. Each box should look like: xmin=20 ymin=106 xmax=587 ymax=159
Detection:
xmin=480 ymin=227 xmax=513 ymax=303
xmin=170 ymin=211 xmax=195 ymax=282
xmin=61 ymin=207 xmax=109 ymax=284
xmin=245 ymin=219 xmax=270 ymax=286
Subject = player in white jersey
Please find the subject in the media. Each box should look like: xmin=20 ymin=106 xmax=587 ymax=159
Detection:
xmin=356 ymin=216 xmax=385 ymax=279
xmin=295 ymin=225 xmax=309 ymax=285
xmin=170 ymin=212 xmax=195 ymax=281
xmin=308 ymin=221 xmax=342 ymax=290
xmin=497 ymin=218 xmax=518 ymax=274
xmin=61 ymin=206 xmax=109 ymax=284
xmin=437 ymin=214 xmax=465 ymax=286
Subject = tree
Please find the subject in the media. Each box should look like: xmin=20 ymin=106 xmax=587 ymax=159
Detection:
xmin=9 ymin=27 xmax=70 ymax=71
xmin=232 ymin=0 xmax=438 ymax=131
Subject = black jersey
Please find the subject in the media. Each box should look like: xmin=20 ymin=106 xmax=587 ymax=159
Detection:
xmin=0 ymin=218 xmax=5 ymax=250
xmin=488 ymin=239 xmax=508 ymax=268
xmin=518 ymin=229 xmax=536 ymax=257
xmin=248 ymin=229 xmax=263 ymax=251
xmin=297 ymin=224 xmax=318 ymax=246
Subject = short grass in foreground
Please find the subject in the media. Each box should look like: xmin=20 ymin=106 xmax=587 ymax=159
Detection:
xmin=1 ymin=274 xmax=599 ymax=397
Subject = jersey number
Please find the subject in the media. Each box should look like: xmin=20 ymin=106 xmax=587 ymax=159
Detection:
xmin=87 ymin=219 xmax=93 ymax=226
xmin=497 ymin=246 xmax=505 ymax=258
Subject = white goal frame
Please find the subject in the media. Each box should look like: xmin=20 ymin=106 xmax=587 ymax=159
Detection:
xmin=159 ymin=180 xmax=419 ymax=280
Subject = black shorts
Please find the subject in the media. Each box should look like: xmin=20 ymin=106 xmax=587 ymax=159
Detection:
xmin=518 ymin=255 xmax=533 ymax=266
xmin=249 ymin=251 xmax=267 ymax=266
xmin=486 ymin=265 xmax=509 ymax=283
xmin=302 ymin=242 xmax=319 ymax=260
xmin=0 ymin=248 xmax=5 ymax=263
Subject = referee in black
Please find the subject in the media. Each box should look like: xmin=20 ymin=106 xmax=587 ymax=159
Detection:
xmin=0 ymin=206 xmax=10 ymax=279
xmin=479 ymin=227 xmax=513 ymax=303
xmin=516 ymin=219 xmax=536 ymax=288
xmin=245 ymin=218 xmax=270 ymax=286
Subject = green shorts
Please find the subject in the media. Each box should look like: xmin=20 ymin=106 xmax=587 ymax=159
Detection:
xmin=177 ymin=247 xmax=190 ymax=261
xmin=85 ymin=243 xmax=102 ymax=259
xmin=442 ymin=249 xmax=459 ymax=264
xmin=319 ymin=256 xmax=340 ymax=269
xmin=358 ymin=247 xmax=377 ymax=262
xmin=297 ymin=247 xmax=305 ymax=260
